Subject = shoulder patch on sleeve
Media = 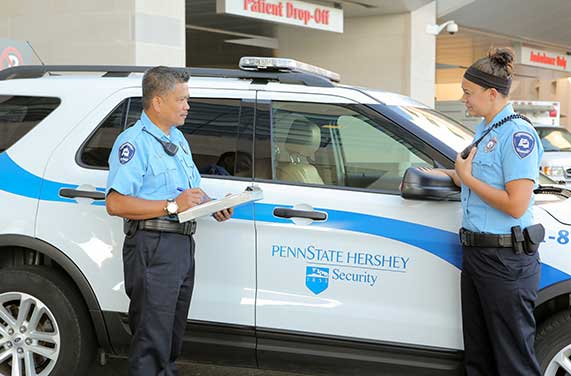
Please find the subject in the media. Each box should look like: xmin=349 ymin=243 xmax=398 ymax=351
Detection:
xmin=119 ymin=142 xmax=136 ymax=164
xmin=512 ymin=131 xmax=535 ymax=159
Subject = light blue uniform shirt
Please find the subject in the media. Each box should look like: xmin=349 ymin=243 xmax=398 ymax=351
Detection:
xmin=461 ymin=103 xmax=543 ymax=234
xmin=106 ymin=111 xmax=201 ymax=200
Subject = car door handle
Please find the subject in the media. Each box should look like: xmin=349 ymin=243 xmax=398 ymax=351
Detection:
xmin=59 ymin=188 xmax=105 ymax=200
xmin=273 ymin=208 xmax=327 ymax=221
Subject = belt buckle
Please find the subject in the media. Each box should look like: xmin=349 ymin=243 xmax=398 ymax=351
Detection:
xmin=182 ymin=221 xmax=196 ymax=236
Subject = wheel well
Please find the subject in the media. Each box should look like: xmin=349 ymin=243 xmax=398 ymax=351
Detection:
xmin=0 ymin=235 xmax=113 ymax=353
xmin=535 ymin=282 xmax=571 ymax=327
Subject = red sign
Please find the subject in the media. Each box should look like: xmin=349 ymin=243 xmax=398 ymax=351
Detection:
xmin=519 ymin=46 xmax=571 ymax=72
xmin=0 ymin=47 xmax=23 ymax=69
xmin=217 ymin=0 xmax=343 ymax=33
xmin=243 ymin=0 xmax=330 ymax=25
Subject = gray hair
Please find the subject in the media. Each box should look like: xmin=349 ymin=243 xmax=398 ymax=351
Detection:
xmin=142 ymin=66 xmax=190 ymax=109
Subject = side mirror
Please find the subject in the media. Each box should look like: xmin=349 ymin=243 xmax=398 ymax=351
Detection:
xmin=400 ymin=167 xmax=460 ymax=201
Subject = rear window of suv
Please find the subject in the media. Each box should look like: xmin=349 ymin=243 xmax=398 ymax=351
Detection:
xmin=0 ymin=95 xmax=61 ymax=153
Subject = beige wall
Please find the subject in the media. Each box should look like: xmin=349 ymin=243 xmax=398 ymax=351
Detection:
xmin=0 ymin=0 xmax=185 ymax=66
xmin=277 ymin=1 xmax=436 ymax=107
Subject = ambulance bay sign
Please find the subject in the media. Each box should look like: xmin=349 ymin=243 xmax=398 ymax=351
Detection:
xmin=216 ymin=0 xmax=343 ymax=33
xmin=518 ymin=45 xmax=571 ymax=73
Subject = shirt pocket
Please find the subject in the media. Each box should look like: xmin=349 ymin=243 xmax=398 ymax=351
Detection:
xmin=181 ymin=154 xmax=199 ymax=183
xmin=472 ymin=151 xmax=495 ymax=182
xmin=147 ymin=156 xmax=171 ymax=193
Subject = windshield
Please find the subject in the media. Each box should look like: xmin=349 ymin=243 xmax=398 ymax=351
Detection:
xmin=536 ymin=127 xmax=571 ymax=152
xmin=389 ymin=105 xmax=474 ymax=152
xmin=362 ymin=90 xmax=559 ymax=186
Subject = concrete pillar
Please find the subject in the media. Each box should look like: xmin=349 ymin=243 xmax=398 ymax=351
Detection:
xmin=276 ymin=1 xmax=436 ymax=107
xmin=409 ymin=1 xmax=436 ymax=107
xmin=0 ymin=0 xmax=185 ymax=67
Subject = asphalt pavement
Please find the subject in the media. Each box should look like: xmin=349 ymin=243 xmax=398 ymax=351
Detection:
xmin=88 ymin=357 xmax=307 ymax=376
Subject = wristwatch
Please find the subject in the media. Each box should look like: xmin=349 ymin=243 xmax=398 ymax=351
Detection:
xmin=165 ymin=199 xmax=179 ymax=217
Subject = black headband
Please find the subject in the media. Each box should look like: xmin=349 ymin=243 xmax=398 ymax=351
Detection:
xmin=464 ymin=66 xmax=512 ymax=95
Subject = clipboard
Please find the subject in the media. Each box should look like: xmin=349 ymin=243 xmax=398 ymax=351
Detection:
xmin=177 ymin=186 xmax=263 ymax=223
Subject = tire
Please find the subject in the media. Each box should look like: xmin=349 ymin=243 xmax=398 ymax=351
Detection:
xmin=535 ymin=309 xmax=571 ymax=376
xmin=0 ymin=266 xmax=96 ymax=376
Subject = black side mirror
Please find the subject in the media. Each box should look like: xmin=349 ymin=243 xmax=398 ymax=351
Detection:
xmin=400 ymin=167 xmax=460 ymax=201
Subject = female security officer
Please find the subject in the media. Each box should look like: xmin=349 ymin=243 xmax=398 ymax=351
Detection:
xmin=437 ymin=48 xmax=544 ymax=375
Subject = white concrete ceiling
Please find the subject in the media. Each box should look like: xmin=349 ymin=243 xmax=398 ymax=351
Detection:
xmin=440 ymin=0 xmax=571 ymax=50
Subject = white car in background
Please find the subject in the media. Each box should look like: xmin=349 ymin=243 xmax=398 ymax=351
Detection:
xmin=535 ymin=125 xmax=571 ymax=186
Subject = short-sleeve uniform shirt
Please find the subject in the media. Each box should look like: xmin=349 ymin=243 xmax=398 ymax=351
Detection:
xmin=461 ymin=103 xmax=543 ymax=234
xmin=106 ymin=111 xmax=201 ymax=201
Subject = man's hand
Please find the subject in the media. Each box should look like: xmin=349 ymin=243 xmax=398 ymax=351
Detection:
xmin=175 ymin=188 xmax=206 ymax=212
xmin=455 ymin=147 xmax=477 ymax=184
xmin=213 ymin=193 xmax=234 ymax=222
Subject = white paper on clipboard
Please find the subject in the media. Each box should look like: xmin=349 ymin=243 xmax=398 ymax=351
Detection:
xmin=177 ymin=187 xmax=263 ymax=223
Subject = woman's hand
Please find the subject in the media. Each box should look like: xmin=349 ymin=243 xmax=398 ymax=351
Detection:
xmin=455 ymin=147 xmax=477 ymax=184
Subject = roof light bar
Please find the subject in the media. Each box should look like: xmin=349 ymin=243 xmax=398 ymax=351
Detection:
xmin=239 ymin=57 xmax=340 ymax=82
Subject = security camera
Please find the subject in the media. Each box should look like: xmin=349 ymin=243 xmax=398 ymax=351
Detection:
xmin=446 ymin=22 xmax=458 ymax=35
xmin=426 ymin=20 xmax=459 ymax=36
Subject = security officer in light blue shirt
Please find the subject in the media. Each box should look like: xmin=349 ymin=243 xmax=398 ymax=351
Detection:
xmin=107 ymin=111 xmax=201 ymax=199
xmin=461 ymin=102 xmax=543 ymax=234
xmin=106 ymin=66 xmax=233 ymax=376
xmin=434 ymin=48 xmax=544 ymax=376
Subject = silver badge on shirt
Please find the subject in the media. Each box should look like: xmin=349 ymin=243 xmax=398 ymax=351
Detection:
xmin=484 ymin=137 xmax=497 ymax=153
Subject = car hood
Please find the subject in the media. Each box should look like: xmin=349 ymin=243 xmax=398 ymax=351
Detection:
xmin=541 ymin=151 xmax=571 ymax=165
xmin=540 ymin=195 xmax=571 ymax=225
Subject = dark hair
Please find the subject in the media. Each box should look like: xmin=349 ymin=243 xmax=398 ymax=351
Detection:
xmin=142 ymin=66 xmax=190 ymax=109
xmin=471 ymin=47 xmax=515 ymax=80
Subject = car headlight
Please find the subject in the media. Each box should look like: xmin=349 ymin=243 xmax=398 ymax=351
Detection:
xmin=541 ymin=166 xmax=565 ymax=178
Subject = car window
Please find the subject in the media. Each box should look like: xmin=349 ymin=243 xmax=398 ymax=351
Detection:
xmin=80 ymin=97 xmax=252 ymax=177
xmin=179 ymin=98 xmax=253 ymax=178
xmin=257 ymin=101 xmax=436 ymax=192
xmin=390 ymin=106 xmax=474 ymax=152
xmin=536 ymin=127 xmax=571 ymax=152
xmin=80 ymin=100 xmax=128 ymax=168
xmin=0 ymin=95 xmax=61 ymax=153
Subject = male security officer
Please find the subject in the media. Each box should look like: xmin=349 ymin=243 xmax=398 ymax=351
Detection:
xmin=106 ymin=66 xmax=233 ymax=376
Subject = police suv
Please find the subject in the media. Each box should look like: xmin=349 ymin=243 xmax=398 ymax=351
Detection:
xmin=0 ymin=59 xmax=570 ymax=376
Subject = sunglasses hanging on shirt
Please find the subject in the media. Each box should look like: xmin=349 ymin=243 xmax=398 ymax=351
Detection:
xmin=460 ymin=114 xmax=532 ymax=159
xmin=142 ymin=128 xmax=179 ymax=156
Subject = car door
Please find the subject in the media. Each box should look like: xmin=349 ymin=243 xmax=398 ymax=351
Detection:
xmin=252 ymin=91 xmax=465 ymax=350
xmin=35 ymin=87 xmax=257 ymax=337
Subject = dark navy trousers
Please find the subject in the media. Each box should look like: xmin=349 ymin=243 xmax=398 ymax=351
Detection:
xmin=122 ymin=230 xmax=195 ymax=376
xmin=461 ymin=245 xmax=541 ymax=376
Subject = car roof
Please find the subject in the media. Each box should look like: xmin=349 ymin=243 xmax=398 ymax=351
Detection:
xmin=0 ymin=66 xmax=390 ymax=105
xmin=534 ymin=125 xmax=571 ymax=132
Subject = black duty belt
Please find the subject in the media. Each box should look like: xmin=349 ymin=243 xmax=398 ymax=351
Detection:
xmin=459 ymin=228 xmax=513 ymax=248
xmin=138 ymin=219 xmax=196 ymax=236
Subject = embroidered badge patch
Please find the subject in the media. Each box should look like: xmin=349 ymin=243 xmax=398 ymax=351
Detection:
xmin=119 ymin=142 xmax=135 ymax=164
xmin=485 ymin=137 xmax=497 ymax=152
xmin=512 ymin=132 xmax=535 ymax=159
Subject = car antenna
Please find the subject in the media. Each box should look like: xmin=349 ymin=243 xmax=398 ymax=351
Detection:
xmin=26 ymin=40 xmax=49 ymax=74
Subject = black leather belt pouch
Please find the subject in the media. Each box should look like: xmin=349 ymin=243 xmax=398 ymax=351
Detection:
xmin=523 ymin=223 xmax=545 ymax=255
xmin=123 ymin=219 xmax=138 ymax=238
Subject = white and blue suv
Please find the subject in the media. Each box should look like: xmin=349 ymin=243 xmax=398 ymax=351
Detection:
xmin=0 ymin=59 xmax=570 ymax=376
